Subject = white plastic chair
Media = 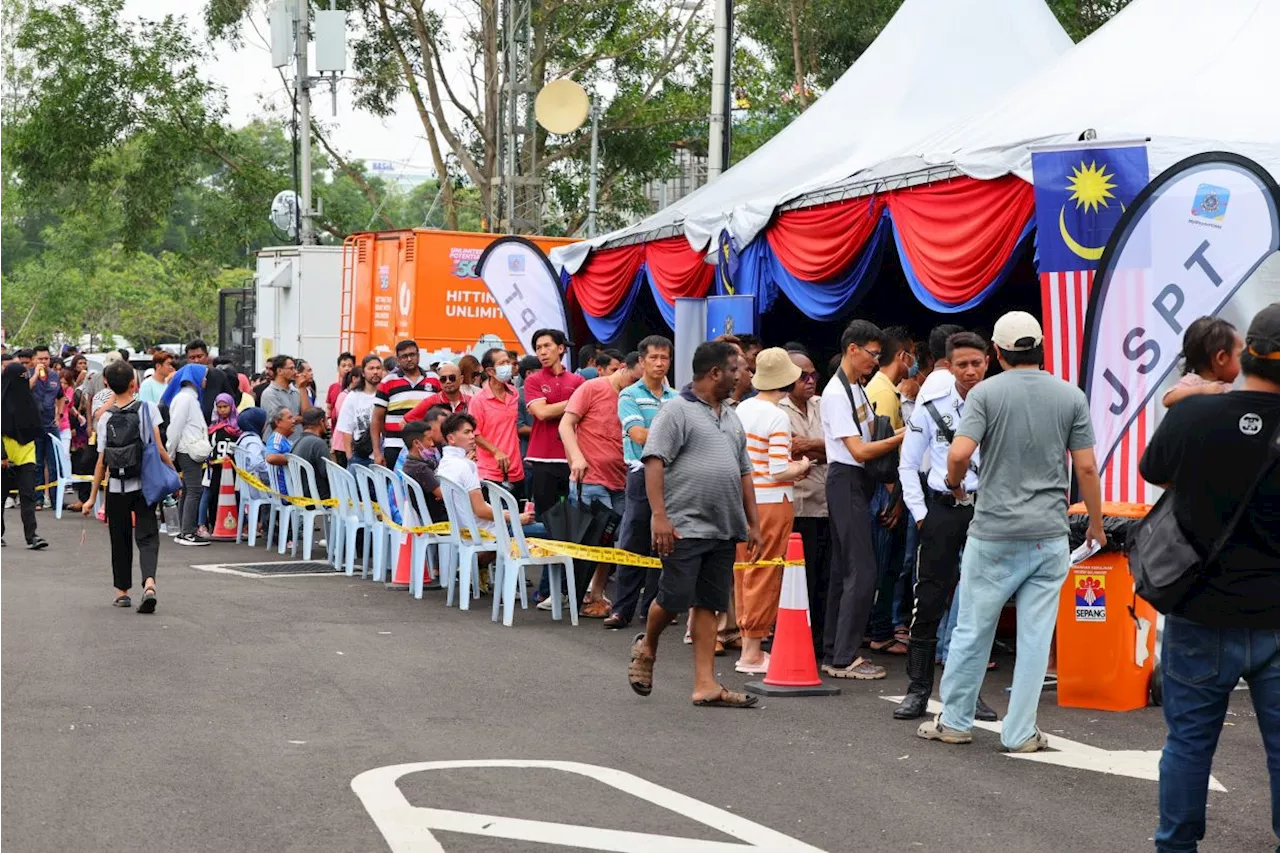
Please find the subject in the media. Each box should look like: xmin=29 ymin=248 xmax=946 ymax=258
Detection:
xmin=396 ymin=470 xmax=446 ymax=599
xmin=436 ymin=473 xmax=499 ymax=611
xmin=233 ymin=444 xmax=274 ymax=547
xmin=323 ymin=460 xmax=361 ymax=573
xmin=350 ymin=465 xmax=383 ymax=578
xmin=285 ymin=456 xmax=329 ymax=561
xmin=46 ymin=432 xmax=76 ymax=519
xmin=368 ymin=465 xmax=404 ymax=583
xmin=485 ymin=482 xmax=578 ymax=627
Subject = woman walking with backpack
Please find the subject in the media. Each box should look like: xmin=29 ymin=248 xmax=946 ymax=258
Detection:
xmin=2 ymin=361 xmax=50 ymax=550
xmin=83 ymin=359 xmax=172 ymax=612
xmin=161 ymin=364 xmax=210 ymax=546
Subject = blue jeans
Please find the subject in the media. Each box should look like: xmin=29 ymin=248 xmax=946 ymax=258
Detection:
xmin=1156 ymin=616 xmax=1280 ymax=852
xmin=33 ymin=433 xmax=53 ymax=497
xmin=868 ymin=485 xmax=905 ymax=641
xmin=939 ymin=535 xmax=1068 ymax=747
xmin=537 ymin=484 xmax=624 ymax=599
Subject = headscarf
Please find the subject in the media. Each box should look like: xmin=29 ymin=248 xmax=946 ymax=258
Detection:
xmin=237 ymin=406 xmax=267 ymax=439
xmin=209 ymin=392 xmax=241 ymax=438
xmin=160 ymin=363 xmax=208 ymax=410
xmin=1 ymin=362 xmax=43 ymax=445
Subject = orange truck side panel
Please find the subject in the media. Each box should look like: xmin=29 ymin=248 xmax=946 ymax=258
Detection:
xmin=342 ymin=229 xmax=577 ymax=366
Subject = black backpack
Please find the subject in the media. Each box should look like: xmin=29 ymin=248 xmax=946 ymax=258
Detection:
xmin=103 ymin=401 xmax=143 ymax=480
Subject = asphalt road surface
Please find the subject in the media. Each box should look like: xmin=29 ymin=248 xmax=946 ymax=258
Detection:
xmin=2 ymin=514 xmax=1273 ymax=852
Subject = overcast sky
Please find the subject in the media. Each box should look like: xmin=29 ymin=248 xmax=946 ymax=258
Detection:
xmin=125 ymin=0 xmax=440 ymax=174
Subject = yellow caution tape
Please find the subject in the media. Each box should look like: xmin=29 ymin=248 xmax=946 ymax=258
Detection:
xmin=230 ymin=464 xmax=339 ymax=509
xmin=523 ymin=537 xmax=805 ymax=572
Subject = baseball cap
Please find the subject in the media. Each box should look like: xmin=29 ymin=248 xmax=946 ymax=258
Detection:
xmin=991 ymin=311 xmax=1044 ymax=352
xmin=1246 ymin=302 xmax=1280 ymax=359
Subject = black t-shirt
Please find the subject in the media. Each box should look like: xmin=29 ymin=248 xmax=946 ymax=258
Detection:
xmin=403 ymin=455 xmax=447 ymax=523
xmin=291 ymin=432 xmax=331 ymax=500
xmin=1139 ymin=390 xmax=1280 ymax=628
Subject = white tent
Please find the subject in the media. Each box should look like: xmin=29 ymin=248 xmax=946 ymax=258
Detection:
xmin=551 ymin=0 xmax=1072 ymax=274
xmin=806 ymin=0 xmax=1280 ymax=204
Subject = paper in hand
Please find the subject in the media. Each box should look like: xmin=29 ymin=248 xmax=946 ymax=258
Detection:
xmin=1070 ymin=539 xmax=1102 ymax=565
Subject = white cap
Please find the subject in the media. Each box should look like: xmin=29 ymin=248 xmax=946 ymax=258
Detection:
xmin=992 ymin=311 xmax=1043 ymax=352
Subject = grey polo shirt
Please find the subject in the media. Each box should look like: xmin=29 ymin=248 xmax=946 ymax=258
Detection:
xmin=259 ymin=383 xmax=304 ymax=441
xmin=641 ymin=388 xmax=751 ymax=542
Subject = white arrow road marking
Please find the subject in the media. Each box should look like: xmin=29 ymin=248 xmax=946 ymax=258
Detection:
xmin=351 ymin=759 xmax=828 ymax=853
xmin=883 ymin=696 xmax=1226 ymax=792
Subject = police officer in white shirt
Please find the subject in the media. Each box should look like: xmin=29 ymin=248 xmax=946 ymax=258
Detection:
xmin=894 ymin=331 xmax=998 ymax=722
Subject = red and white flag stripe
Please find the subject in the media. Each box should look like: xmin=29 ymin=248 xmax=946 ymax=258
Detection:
xmin=1041 ymin=271 xmax=1156 ymax=505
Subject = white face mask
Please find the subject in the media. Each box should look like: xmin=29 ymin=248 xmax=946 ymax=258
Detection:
xmin=494 ymin=365 xmax=513 ymax=382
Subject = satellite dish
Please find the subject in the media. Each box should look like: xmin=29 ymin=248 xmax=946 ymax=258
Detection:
xmin=270 ymin=190 xmax=300 ymax=238
xmin=535 ymin=79 xmax=590 ymax=134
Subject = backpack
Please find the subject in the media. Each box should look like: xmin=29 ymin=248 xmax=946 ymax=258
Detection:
xmin=103 ymin=400 xmax=143 ymax=480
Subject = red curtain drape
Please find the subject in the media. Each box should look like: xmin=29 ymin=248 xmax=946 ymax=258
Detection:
xmin=644 ymin=236 xmax=715 ymax=302
xmin=885 ymin=175 xmax=1035 ymax=306
xmin=570 ymin=244 xmax=645 ymax=317
xmin=766 ymin=196 xmax=885 ymax=281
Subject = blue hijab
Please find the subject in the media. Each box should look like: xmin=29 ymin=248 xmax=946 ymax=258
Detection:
xmin=160 ymin=363 xmax=208 ymax=410
xmin=237 ymin=406 xmax=268 ymax=439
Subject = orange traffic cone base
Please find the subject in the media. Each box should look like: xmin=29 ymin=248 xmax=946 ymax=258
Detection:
xmin=385 ymin=536 xmax=412 ymax=590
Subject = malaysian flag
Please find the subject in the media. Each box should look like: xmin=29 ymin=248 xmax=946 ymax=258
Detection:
xmin=1032 ymin=143 xmax=1152 ymax=504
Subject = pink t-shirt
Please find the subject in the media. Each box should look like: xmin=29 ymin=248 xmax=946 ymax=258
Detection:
xmin=1174 ymin=373 xmax=1231 ymax=393
xmin=564 ymin=378 xmax=626 ymax=491
xmin=524 ymin=366 xmax=585 ymax=463
xmin=470 ymin=381 xmax=523 ymax=483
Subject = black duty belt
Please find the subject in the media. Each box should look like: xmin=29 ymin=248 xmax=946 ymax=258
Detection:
xmin=931 ymin=490 xmax=976 ymax=508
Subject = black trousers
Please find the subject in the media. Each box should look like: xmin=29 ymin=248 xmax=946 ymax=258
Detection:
xmin=385 ymin=446 xmax=403 ymax=471
xmin=2 ymin=462 xmax=39 ymax=543
xmin=823 ymin=463 xmax=878 ymax=667
xmin=106 ymin=489 xmax=159 ymax=592
xmin=528 ymin=460 xmax=570 ymax=518
xmin=908 ymin=500 xmax=974 ymax=643
xmin=793 ymin=515 xmax=831 ymax=655
xmin=610 ymin=467 xmax=660 ymax=624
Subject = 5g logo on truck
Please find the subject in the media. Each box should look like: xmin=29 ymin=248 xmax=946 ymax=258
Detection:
xmin=452 ymin=259 xmax=481 ymax=279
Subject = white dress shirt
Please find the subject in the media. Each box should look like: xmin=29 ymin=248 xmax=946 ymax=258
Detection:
xmin=820 ymin=373 xmax=872 ymax=467
xmin=899 ymin=383 xmax=981 ymax=522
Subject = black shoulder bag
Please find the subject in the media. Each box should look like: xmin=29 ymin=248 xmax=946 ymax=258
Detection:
xmin=1129 ymin=421 xmax=1280 ymax=613
xmin=837 ymin=370 xmax=898 ymax=484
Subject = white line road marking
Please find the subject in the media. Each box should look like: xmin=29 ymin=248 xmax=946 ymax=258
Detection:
xmin=351 ymin=760 xmax=828 ymax=853
xmin=187 ymin=563 xmax=342 ymax=578
xmin=882 ymin=696 xmax=1226 ymax=792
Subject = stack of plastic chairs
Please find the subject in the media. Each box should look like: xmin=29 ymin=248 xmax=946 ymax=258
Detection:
xmin=349 ymin=465 xmax=385 ymax=579
xmin=394 ymin=469 xmax=446 ymax=599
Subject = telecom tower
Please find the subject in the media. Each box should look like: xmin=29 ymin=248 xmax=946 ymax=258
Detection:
xmin=499 ymin=0 xmax=542 ymax=233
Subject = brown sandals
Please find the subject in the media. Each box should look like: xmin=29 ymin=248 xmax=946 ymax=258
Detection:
xmin=628 ymin=633 xmax=654 ymax=696
xmin=692 ymin=684 xmax=758 ymax=709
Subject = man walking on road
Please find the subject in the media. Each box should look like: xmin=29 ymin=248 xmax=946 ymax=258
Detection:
xmin=1139 ymin=303 xmax=1280 ymax=853
xmin=628 ymin=341 xmax=761 ymax=708
xmin=918 ymin=311 xmax=1105 ymax=752
xmin=820 ymin=320 xmax=905 ymax=680
xmin=893 ymin=331 xmax=997 ymax=722
xmin=605 ymin=335 xmax=676 ymax=630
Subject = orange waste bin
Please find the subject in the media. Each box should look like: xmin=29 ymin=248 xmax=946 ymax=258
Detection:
xmin=1055 ymin=502 xmax=1157 ymax=712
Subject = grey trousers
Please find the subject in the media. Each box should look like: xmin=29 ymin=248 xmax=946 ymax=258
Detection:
xmin=177 ymin=452 xmax=205 ymax=536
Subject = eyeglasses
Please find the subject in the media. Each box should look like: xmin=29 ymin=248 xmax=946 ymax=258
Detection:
xmin=799 ymin=371 xmax=817 ymax=381
xmin=862 ymin=348 xmax=882 ymax=360
xmin=439 ymin=375 xmax=459 ymax=382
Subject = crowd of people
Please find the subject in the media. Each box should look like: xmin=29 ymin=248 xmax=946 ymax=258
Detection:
xmin=2 ymin=301 xmax=1276 ymax=852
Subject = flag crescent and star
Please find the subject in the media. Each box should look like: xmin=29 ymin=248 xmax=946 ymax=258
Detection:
xmin=1057 ymin=160 xmax=1125 ymax=261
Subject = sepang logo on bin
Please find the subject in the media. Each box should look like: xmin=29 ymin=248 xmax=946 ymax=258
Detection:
xmin=1074 ymin=574 xmax=1107 ymax=622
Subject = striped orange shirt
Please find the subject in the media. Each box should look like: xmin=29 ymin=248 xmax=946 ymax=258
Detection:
xmin=736 ymin=397 xmax=794 ymax=504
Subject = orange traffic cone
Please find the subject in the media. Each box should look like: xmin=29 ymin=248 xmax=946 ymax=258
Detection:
xmin=745 ymin=533 xmax=840 ymax=697
xmin=387 ymin=531 xmax=413 ymax=589
xmin=210 ymin=458 xmax=239 ymax=541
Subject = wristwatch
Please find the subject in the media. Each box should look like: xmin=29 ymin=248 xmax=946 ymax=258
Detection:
xmin=944 ymin=477 xmax=962 ymax=491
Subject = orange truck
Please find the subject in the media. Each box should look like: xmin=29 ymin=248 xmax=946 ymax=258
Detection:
xmin=339 ymin=229 xmax=578 ymax=366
